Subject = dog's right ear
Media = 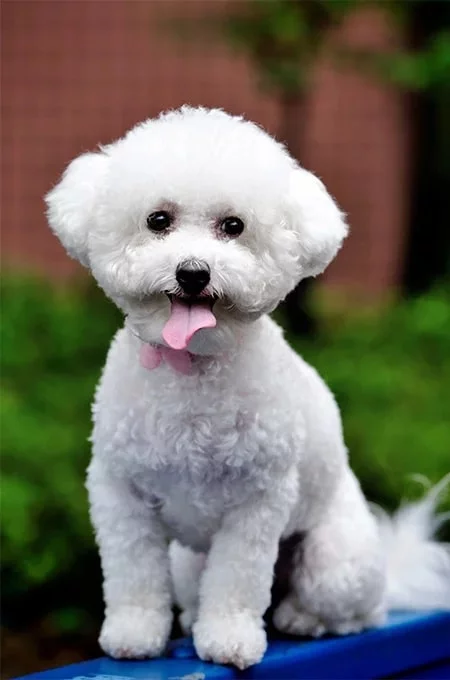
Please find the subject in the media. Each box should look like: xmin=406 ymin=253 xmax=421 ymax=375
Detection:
xmin=283 ymin=168 xmax=349 ymax=280
xmin=45 ymin=150 xmax=109 ymax=267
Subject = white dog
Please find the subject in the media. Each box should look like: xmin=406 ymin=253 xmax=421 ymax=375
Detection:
xmin=45 ymin=107 xmax=450 ymax=670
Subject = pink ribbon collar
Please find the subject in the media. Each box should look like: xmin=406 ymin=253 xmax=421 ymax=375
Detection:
xmin=140 ymin=343 xmax=193 ymax=375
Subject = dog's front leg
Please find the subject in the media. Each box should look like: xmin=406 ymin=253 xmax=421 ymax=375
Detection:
xmin=87 ymin=458 xmax=173 ymax=659
xmin=193 ymin=473 xmax=296 ymax=669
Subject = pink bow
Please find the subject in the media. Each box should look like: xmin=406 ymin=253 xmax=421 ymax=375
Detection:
xmin=140 ymin=343 xmax=192 ymax=375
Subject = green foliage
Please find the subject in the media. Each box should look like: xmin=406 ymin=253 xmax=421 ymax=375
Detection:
xmin=384 ymin=30 xmax=450 ymax=90
xmin=166 ymin=0 xmax=350 ymax=94
xmin=1 ymin=274 xmax=121 ymax=610
xmin=1 ymin=274 xmax=449 ymax=631
xmin=217 ymin=0 xmax=340 ymax=93
xmin=336 ymin=29 xmax=450 ymax=92
xmin=166 ymin=0 xmax=450 ymax=95
xmin=289 ymin=288 xmax=450 ymax=511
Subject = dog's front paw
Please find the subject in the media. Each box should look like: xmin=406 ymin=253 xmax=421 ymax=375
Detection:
xmin=193 ymin=612 xmax=267 ymax=669
xmin=99 ymin=606 xmax=172 ymax=659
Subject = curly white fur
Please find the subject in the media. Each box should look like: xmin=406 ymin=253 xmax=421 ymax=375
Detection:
xmin=45 ymin=107 xmax=450 ymax=670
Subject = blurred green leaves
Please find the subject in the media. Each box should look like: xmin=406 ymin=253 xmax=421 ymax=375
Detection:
xmin=335 ymin=29 xmax=450 ymax=92
xmin=220 ymin=0 xmax=334 ymax=93
xmin=166 ymin=0 xmax=450 ymax=95
xmin=167 ymin=0 xmax=342 ymax=94
xmin=290 ymin=288 xmax=450 ymax=511
xmin=1 ymin=274 xmax=120 ymax=605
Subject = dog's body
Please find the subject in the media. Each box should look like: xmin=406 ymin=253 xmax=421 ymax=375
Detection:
xmin=46 ymin=107 xmax=449 ymax=669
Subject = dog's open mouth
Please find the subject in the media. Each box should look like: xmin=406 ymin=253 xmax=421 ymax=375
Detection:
xmin=162 ymin=294 xmax=217 ymax=350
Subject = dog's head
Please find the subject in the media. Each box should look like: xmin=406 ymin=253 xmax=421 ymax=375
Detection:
xmin=46 ymin=107 xmax=348 ymax=354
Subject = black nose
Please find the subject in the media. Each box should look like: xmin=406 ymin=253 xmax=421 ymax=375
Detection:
xmin=176 ymin=260 xmax=211 ymax=296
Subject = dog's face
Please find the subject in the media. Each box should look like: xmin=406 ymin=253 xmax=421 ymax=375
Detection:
xmin=46 ymin=107 xmax=348 ymax=354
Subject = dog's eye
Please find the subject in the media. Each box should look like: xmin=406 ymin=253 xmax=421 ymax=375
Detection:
xmin=220 ymin=216 xmax=244 ymax=237
xmin=146 ymin=211 xmax=172 ymax=232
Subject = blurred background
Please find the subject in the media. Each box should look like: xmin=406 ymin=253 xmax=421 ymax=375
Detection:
xmin=1 ymin=1 xmax=449 ymax=677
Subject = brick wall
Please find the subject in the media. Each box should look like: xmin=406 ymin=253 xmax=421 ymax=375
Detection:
xmin=1 ymin=0 xmax=410 ymax=296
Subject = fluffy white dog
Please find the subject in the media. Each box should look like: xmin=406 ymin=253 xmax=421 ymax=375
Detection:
xmin=46 ymin=107 xmax=450 ymax=669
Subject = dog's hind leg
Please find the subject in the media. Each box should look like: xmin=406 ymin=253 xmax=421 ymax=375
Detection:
xmin=274 ymin=469 xmax=386 ymax=637
xmin=170 ymin=541 xmax=206 ymax=634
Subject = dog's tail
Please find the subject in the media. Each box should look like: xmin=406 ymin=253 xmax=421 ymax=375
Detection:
xmin=372 ymin=474 xmax=450 ymax=611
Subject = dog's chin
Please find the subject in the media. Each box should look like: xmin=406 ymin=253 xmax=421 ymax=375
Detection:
xmin=123 ymin=294 xmax=263 ymax=357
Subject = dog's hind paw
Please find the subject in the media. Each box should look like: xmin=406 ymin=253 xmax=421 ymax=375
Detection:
xmin=274 ymin=596 xmax=386 ymax=638
xmin=193 ymin=611 xmax=267 ymax=669
xmin=274 ymin=599 xmax=326 ymax=637
xmin=99 ymin=605 xmax=172 ymax=659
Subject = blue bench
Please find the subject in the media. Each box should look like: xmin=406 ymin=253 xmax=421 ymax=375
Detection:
xmin=15 ymin=611 xmax=450 ymax=680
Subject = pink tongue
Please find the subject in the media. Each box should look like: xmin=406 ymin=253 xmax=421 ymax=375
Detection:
xmin=162 ymin=299 xmax=216 ymax=350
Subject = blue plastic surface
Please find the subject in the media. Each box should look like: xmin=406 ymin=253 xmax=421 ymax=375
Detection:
xmin=15 ymin=611 xmax=450 ymax=680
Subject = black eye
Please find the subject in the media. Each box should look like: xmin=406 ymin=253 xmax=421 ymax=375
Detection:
xmin=220 ymin=216 xmax=244 ymax=237
xmin=146 ymin=211 xmax=172 ymax=232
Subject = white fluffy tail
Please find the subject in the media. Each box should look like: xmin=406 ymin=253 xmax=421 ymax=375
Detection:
xmin=374 ymin=474 xmax=450 ymax=611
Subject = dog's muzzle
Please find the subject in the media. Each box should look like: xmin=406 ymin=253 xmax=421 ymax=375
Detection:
xmin=176 ymin=259 xmax=210 ymax=296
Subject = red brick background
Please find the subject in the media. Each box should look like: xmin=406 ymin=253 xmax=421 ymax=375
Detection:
xmin=1 ymin=0 xmax=410 ymax=296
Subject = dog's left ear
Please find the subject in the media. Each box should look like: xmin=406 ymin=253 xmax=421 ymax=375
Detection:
xmin=284 ymin=168 xmax=349 ymax=279
xmin=45 ymin=150 xmax=110 ymax=268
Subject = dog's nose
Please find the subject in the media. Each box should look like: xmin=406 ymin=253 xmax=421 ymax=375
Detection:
xmin=176 ymin=260 xmax=211 ymax=296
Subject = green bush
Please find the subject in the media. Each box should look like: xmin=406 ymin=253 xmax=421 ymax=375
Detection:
xmin=1 ymin=274 xmax=121 ymax=627
xmin=1 ymin=273 xmax=449 ymax=632
xmin=290 ymin=288 xmax=450 ymax=510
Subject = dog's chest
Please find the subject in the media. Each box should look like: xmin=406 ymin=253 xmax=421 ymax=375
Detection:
xmin=133 ymin=461 xmax=259 ymax=549
xmin=120 ymin=369 xmax=271 ymax=469
xmin=97 ymin=349 xmax=296 ymax=547
xmin=119 ymin=385 xmax=280 ymax=548
xmin=137 ymin=396 xmax=272 ymax=485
